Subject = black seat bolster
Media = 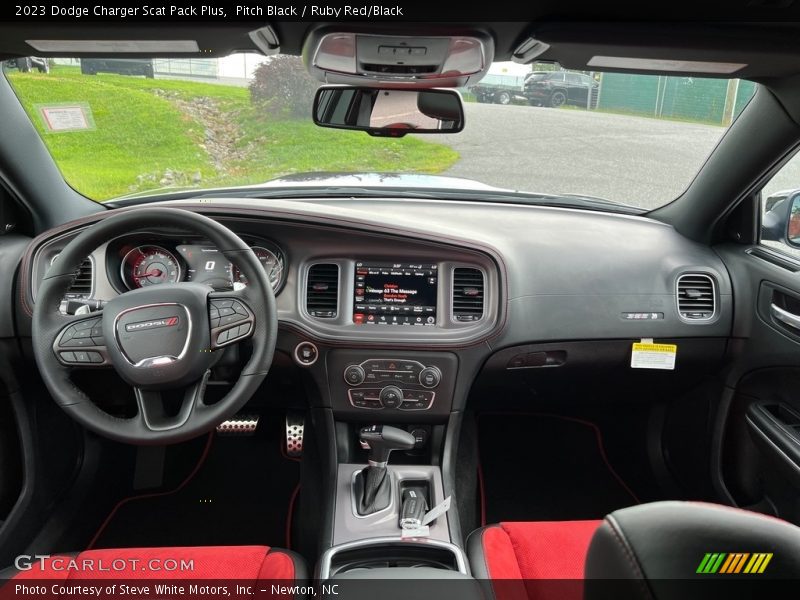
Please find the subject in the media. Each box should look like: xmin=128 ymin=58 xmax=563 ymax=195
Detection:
xmin=585 ymin=501 xmax=800 ymax=600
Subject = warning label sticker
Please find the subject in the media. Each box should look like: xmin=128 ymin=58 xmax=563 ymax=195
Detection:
xmin=631 ymin=342 xmax=677 ymax=370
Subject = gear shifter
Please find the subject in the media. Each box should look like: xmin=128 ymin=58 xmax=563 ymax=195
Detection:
xmin=354 ymin=425 xmax=415 ymax=515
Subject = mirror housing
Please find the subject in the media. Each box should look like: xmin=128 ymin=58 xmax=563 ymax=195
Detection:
xmin=787 ymin=192 xmax=800 ymax=247
xmin=312 ymin=86 xmax=465 ymax=137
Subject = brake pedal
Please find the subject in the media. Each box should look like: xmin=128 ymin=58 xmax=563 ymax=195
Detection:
xmin=285 ymin=413 xmax=305 ymax=457
xmin=216 ymin=414 xmax=259 ymax=436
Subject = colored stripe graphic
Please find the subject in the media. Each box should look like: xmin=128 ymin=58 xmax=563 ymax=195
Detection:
xmin=698 ymin=552 xmax=773 ymax=574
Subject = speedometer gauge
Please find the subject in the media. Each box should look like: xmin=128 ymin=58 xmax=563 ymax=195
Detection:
xmin=121 ymin=246 xmax=181 ymax=289
xmin=232 ymin=246 xmax=284 ymax=290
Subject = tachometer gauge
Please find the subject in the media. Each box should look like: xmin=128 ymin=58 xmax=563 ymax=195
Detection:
xmin=232 ymin=246 xmax=284 ymax=290
xmin=121 ymin=246 xmax=181 ymax=289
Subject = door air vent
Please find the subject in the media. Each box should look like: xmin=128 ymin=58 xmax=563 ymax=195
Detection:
xmin=306 ymin=263 xmax=339 ymax=318
xmin=677 ymin=273 xmax=716 ymax=321
xmin=452 ymin=267 xmax=484 ymax=322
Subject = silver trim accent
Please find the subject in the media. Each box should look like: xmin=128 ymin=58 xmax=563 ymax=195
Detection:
xmin=113 ymin=303 xmax=193 ymax=367
xmin=121 ymin=245 xmax=182 ymax=290
xmin=676 ymin=273 xmax=717 ymax=322
xmin=317 ymin=537 xmax=469 ymax=579
xmin=367 ymin=459 xmax=387 ymax=468
xmin=771 ymin=303 xmax=800 ymax=331
xmin=293 ymin=341 xmax=319 ymax=366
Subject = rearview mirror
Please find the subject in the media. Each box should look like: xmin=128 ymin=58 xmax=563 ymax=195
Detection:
xmin=313 ymin=86 xmax=464 ymax=137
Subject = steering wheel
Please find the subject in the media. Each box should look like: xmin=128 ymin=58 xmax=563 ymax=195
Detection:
xmin=32 ymin=207 xmax=277 ymax=445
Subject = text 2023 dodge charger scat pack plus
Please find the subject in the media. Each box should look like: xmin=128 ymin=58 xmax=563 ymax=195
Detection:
xmin=4 ymin=12 xmax=800 ymax=600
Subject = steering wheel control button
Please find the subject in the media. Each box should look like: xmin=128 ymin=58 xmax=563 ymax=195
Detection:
xmin=294 ymin=342 xmax=319 ymax=366
xmin=380 ymin=385 xmax=403 ymax=409
xmin=344 ymin=364 xmax=366 ymax=385
xmin=59 ymin=351 xmax=76 ymax=363
xmin=419 ymin=366 xmax=442 ymax=388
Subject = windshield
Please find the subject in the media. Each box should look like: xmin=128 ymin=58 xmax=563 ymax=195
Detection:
xmin=4 ymin=54 xmax=756 ymax=209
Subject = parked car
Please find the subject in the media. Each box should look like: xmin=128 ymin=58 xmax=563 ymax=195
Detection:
xmin=80 ymin=58 xmax=154 ymax=78
xmin=524 ymin=70 xmax=599 ymax=108
xmin=4 ymin=57 xmax=49 ymax=73
xmin=469 ymin=73 xmax=526 ymax=104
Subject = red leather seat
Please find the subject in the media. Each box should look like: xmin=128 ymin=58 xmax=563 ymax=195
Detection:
xmin=467 ymin=520 xmax=602 ymax=600
xmin=7 ymin=545 xmax=305 ymax=581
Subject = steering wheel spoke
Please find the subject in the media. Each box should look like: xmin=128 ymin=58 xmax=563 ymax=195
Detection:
xmin=53 ymin=312 xmax=110 ymax=367
xmin=208 ymin=291 xmax=255 ymax=349
xmin=134 ymin=370 xmax=210 ymax=432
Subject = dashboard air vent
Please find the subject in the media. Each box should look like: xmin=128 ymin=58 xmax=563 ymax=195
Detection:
xmin=677 ymin=273 xmax=715 ymax=320
xmin=452 ymin=267 xmax=484 ymax=322
xmin=306 ymin=263 xmax=339 ymax=318
xmin=52 ymin=254 xmax=93 ymax=296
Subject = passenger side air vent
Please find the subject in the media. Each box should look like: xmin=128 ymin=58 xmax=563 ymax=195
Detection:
xmin=306 ymin=263 xmax=339 ymax=318
xmin=452 ymin=267 xmax=484 ymax=322
xmin=677 ymin=273 xmax=715 ymax=320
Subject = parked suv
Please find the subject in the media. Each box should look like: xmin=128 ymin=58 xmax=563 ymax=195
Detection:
xmin=80 ymin=58 xmax=154 ymax=78
xmin=524 ymin=70 xmax=599 ymax=108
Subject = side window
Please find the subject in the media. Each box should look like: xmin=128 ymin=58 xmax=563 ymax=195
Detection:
xmin=566 ymin=74 xmax=582 ymax=85
xmin=548 ymin=73 xmax=564 ymax=83
xmin=760 ymin=152 xmax=800 ymax=257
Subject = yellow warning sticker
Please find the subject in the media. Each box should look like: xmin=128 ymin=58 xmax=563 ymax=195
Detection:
xmin=631 ymin=342 xmax=677 ymax=370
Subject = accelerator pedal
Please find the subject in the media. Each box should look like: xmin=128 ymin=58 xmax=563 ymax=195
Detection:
xmin=285 ymin=412 xmax=305 ymax=457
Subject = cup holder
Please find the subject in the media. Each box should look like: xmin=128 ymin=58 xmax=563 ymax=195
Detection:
xmin=318 ymin=537 xmax=468 ymax=579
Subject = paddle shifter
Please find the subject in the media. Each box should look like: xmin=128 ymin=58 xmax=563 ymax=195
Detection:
xmin=355 ymin=425 xmax=416 ymax=515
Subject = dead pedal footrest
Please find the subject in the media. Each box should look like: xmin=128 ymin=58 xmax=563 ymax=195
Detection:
xmin=216 ymin=414 xmax=259 ymax=436
xmin=285 ymin=413 xmax=305 ymax=457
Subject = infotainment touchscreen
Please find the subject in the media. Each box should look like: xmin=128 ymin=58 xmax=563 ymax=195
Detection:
xmin=353 ymin=262 xmax=437 ymax=326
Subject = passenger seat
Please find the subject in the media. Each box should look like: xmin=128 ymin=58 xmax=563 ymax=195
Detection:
xmin=467 ymin=501 xmax=800 ymax=600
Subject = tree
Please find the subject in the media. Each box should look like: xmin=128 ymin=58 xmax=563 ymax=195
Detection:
xmin=249 ymin=55 xmax=319 ymax=119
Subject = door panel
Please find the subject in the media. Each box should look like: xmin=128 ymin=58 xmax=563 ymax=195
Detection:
xmin=716 ymin=242 xmax=800 ymax=522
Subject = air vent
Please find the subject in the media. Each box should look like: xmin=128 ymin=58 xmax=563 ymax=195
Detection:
xmin=306 ymin=263 xmax=339 ymax=318
xmin=452 ymin=267 xmax=484 ymax=322
xmin=677 ymin=273 xmax=716 ymax=320
xmin=68 ymin=258 xmax=93 ymax=295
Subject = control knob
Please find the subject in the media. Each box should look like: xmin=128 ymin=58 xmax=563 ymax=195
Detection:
xmin=343 ymin=364 xmax=366 ymax=386
xmin=418 ymin=366 xmax=442 ymax=389
xmin=379 ymin=385 xmax=404 ymax=409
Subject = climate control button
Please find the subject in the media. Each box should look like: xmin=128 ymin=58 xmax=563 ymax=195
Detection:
xmin=343 ymin=364 xmax=366 ymax=386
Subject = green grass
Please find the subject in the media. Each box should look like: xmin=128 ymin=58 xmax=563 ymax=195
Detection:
xmin=7 ymin=65 xmax=459 ymax=201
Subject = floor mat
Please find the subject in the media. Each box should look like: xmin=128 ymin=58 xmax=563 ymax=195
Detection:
xmin=478 ymin=413 xmax=640 ymax=523
xmin=90 ymin=414 xmax=300 ymax=549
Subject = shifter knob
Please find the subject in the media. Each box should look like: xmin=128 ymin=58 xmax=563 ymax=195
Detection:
xmin=359 ymin=425 xmax=416 ymax=466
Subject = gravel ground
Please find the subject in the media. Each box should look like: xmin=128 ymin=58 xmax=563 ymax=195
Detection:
xmin=433 ymin=102 xmax=727 ymax=210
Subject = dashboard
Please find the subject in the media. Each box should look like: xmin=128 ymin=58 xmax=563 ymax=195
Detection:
xmin=14 ymin=196 xmax=736 ymax=421
xmin=20 ymin=196 xmax=733 ymax=352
